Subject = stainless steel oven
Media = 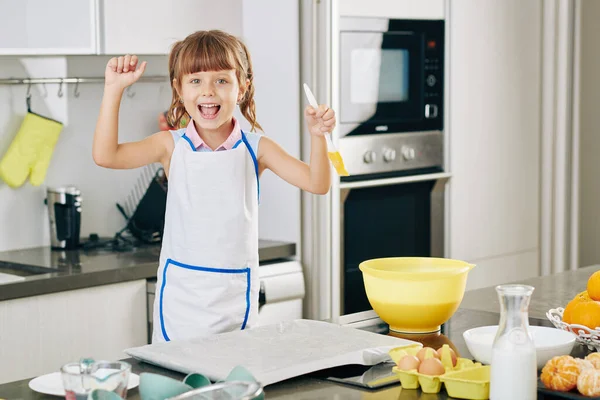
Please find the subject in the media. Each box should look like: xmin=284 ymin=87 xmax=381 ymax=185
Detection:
xmin=333 ymin=16 xmax=448 ymax=329
xmin=339 ymin=17 xmax=444 ymax=137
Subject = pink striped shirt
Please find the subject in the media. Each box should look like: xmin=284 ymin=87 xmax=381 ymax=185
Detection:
xmin=185 ymin=118 xmax=242 ymax=151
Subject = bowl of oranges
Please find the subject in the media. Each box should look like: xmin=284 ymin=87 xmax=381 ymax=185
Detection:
xmin=546 ymin=270 xmax=600 ymax=352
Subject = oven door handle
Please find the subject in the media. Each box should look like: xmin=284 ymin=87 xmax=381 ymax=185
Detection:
xmin=339 ymin=172 xmax=451 ymax=190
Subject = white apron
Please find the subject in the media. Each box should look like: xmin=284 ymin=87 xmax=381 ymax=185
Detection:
xmin=152 ymin=130 xmax=260 ymax=343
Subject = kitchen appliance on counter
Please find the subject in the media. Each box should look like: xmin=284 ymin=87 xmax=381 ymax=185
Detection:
xmin=45 ymin=186 xmax=82 ymax=250
xmin=145 ymin=258 xmax=305 ymax=344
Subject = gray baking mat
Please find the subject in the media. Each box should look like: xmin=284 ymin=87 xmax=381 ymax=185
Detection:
xmin=125 ymin=319 xmax=420 ymax=385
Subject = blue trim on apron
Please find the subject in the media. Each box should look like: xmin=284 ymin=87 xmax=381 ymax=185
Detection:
xmin=241 ymin=131 xmax=260 ymax=202
xmin=181 ymin=134 xmax=196 ymax=151
xmin=159 ymin=258 xmax=251 ymax=342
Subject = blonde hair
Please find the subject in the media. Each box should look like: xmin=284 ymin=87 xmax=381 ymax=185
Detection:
xmin=167 ymin=30 xmax=262 ymax=132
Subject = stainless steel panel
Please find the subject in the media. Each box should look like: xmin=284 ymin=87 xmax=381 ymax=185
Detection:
xmin=338 ymin=131 xmax=443 ymax=176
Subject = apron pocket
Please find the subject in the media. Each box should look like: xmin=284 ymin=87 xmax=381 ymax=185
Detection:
xmin=159 ymin=258 xmax=251 ymax=342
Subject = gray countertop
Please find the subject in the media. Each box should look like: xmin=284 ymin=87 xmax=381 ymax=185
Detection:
xmin=0 ymin=239 xmax=296 ymax=302
xmin=1 ymin=265 xmax=596 ymax=399
xmin=460 ymin=265 xmax=600 ymax=320
xmin=0 ymin=308 xmax=587 ymax=400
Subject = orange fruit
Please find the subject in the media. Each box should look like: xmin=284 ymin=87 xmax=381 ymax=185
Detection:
xmin=570 ymin=300 xmax=600 ymax=330
xmin=541 ymin=355 xmax=581 ymax=392
xmin=578 ymin=368 xmax=600 ymax=396
xmin=564 ymin=291 xmax=590 ymax=324
xmin=588 ymin=271 xmax=600 ymax=301
xmin=585 ymin=353 xmax=600 ymax=369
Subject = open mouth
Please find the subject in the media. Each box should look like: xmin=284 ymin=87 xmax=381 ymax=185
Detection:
xmin=198 ymin=104 xmax=221 ymax=120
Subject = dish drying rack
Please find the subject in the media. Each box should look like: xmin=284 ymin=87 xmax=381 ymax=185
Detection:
xmin=116 ymin=164 xmax=168 ymax=244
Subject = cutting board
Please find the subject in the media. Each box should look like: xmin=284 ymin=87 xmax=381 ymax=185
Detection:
xmin=125 ymin=319 xmax=419 ymax=386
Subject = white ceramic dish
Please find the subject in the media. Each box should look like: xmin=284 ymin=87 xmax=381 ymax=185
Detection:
xmin=462 ymin=325 xmax=576 ymax=369
xmin=28 ymin=371 xmax=139 ymax=397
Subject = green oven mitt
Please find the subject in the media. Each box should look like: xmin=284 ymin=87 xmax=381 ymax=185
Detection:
xmin=0 ymin=112 xmax=63 ymax=188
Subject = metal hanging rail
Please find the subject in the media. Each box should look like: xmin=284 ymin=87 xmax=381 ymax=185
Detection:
xmin=0 ymin=76 xmax=168 ymax=85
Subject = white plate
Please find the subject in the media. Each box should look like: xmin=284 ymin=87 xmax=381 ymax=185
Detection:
xmin=28 ymin=371 xmax=139 ymax=397
xmin=462 ymin=325 xmax=576 ymax=369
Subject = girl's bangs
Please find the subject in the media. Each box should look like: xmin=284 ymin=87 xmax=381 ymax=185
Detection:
xmin=177 ymin=37 xmax=236 ymax=77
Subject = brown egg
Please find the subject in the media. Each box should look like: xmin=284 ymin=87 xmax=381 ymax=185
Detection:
xmin=397 ymin=355 xmax=420 ymax=371
xmin=418 ymin=357 xmax=446 ymax=376
xmin=416 ymin=347 xmax=440 ymax=362
xmin=437 ymin=346 xmax=458 ymax=367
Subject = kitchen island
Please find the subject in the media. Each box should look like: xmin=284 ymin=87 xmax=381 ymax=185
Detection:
xmin=1 ymin=265 xmax=597 ymax=399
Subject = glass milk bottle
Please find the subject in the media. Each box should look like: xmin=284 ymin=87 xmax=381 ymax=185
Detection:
xmin=489 ymin=284 xmax=537 ymax=400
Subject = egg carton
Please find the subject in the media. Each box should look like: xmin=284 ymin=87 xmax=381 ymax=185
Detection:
xmin=389 ymin=344 xmax=490 ymax=400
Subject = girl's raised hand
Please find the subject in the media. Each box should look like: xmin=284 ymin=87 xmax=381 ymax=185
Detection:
xmin=105 ymin=55 xmax=147 ymax=90
xmin=305 ymin=104 xmax=337 ymax=136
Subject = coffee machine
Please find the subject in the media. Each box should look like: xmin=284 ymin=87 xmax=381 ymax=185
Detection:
xmin=46 ymin=186 xmax=82 ymax=250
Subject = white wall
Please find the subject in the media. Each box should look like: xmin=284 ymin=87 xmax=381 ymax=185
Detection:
xmin=0 ymin=55 xmax=171 ymax=251
xmin=0 ymin=3 xmax=302 ymax=251
xmin=448 ymin=0 xmax=542 ymax=290
xmin=578 ymin=0 xmax=600 ymax=268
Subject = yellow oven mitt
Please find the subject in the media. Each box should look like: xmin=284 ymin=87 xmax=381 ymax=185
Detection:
xmin=0 ymin=112 xmax=63 ymax=188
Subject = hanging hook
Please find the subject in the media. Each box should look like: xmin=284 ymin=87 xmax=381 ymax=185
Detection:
xmin=74 ymin=80 xmax=80 ymax=98
xmin=26 ymin=81 xmax=32 ymax=112
xmin=126 ymin=86 xmax=136 ymax=98
xmin=41 ymin=83 xmax=48 ymax=98
xmin=57 ymin=79 xmax=64 ymax=98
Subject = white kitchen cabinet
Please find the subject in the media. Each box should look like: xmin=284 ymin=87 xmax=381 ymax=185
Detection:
xmin=0 ymin=280 xmax=147 ymax=384
xmin=466 ymin=250 xmax=539 ymax=291
xmin=101 ymin=0 xmax=242 ymax=55
xmin=339 ymin=0 xmax=445 ymax=19
xmin=0 ymin=0 xmax=98 ymax=55
xmin=448 ymin=0 xmax=542 ymax=286
xmin=0 ymin=0 xmax=242 ymax=56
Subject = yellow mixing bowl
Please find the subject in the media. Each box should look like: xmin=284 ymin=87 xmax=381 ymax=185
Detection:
xmin=359 ymin=257 xmax=475 ymax=333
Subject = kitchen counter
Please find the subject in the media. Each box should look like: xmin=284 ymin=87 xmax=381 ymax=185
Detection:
xmin=0 ymin=239 xmax=296 ymax=302
xmin=0 ymin=307 xmax=589 ymax=399
xmin=460 ymin=264 xmax=600 ymax=320
xmin=1 ymin=265 xmax=596 ymax=399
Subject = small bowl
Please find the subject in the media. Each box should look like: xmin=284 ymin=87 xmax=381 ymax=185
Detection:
xmin=359 ymin=257 xmax=475 ymax=333
xmin=462 ymin=325 xmax=576 ymax=369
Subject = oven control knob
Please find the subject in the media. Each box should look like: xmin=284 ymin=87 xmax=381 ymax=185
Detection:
xmin=402 ymin=146 xmax=416 ymax=161
xmin=363 ymin=151 xmax=377 ymax=164
xmin=382 ymin=147 xmax=396 ymax=163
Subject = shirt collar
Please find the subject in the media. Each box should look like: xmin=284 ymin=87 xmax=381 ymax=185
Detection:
xmin=185 ymin=118 xmax=242 ymax=151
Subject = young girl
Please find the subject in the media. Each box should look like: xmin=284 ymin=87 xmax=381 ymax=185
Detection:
xmin=92 ymin=30 xmax=335 ymax=343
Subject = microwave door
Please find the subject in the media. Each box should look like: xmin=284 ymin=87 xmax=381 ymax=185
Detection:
xmin=340 ymin=31 xmax=424 ymax=136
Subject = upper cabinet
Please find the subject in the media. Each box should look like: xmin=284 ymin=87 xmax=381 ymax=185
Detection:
xmin=339 ymin=0 xmax=445 ymax=19
xmin=0 ymin=0 xmax=242 ymax=56
xmin=101 ymin=0 xmax=242 ymax=55
xmin=0 ymin=0 xmax=98 ymax=55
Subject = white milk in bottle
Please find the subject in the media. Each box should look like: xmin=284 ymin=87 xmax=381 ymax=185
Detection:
xmin=489 ymin=284 xmax=537 ymax=400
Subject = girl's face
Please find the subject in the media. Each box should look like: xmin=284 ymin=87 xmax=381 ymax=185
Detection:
xmin=178 ymin=69 xmax=243 ymax=134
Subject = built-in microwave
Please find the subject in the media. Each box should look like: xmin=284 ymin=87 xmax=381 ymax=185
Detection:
xmin=339 ymin=17 xmax=444 ymax=137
